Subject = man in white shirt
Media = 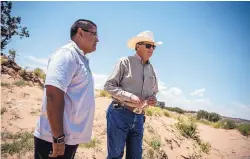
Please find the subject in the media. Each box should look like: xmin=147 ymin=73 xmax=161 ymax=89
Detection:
xmin=34 ymin=19 xmax=99 ymax=159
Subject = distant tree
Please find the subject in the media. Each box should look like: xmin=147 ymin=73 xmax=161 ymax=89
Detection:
xmin=197 ymin=110 xmax=221 ymax=122
xmin=196 ymin=110 xmax=209 ymax=120
xmin=8 ymin=49 xmax=18 ymax=62
xmin=1 ymin=1 xmax=30 ymax=50
xmin=208 ymin=112 xmax=220 ymax=122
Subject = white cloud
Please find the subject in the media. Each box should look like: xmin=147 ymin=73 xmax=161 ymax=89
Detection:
xmin=27 ymin=56 xmax=48 ymax=65
xmin=158 ymin=80 xmax=167 ymax=91
xmin=23 ymin=56 xmax=49 ymax=72
xmin=21 ymin=63 xmax=47 ymax=73
xmin=92 ymin=73 xmax=109 ymax=90
xmin=190 ymin=88 xmax=206 ymax=97
xmin=168 ymin=87 xmax=182 ymax=96
xmin=157 ymin=81 xmax=250 ymax=120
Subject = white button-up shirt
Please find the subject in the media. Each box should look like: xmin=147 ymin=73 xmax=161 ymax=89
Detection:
xmin=34 ymin=40 xmax=95 ymax=145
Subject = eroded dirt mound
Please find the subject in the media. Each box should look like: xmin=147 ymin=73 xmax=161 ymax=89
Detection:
xmin=1 ymin=53 xmax=44 ymax=86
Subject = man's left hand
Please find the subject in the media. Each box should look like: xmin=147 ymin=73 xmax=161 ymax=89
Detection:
xmin=147 ymin=96 xmax=157 ymax=106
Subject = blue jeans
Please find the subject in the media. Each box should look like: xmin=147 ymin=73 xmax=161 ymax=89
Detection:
xmin=106 ymin=103 xmax=145 ymax=159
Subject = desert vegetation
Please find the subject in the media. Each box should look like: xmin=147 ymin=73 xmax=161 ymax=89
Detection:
xmin=1 ymin=131 xmax=34 ymax=156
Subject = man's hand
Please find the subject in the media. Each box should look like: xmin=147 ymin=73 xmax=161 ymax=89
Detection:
xmin=147 ymin=96 xmax=157 ymax=106
xmin=130 ymin=95 xmax=145 ymax=108
xmin=49 ymin=143 xmax=65 ymax=158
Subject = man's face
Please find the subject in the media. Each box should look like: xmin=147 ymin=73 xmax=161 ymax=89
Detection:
xmin=137 ymin=41 xmax=156 ymax=61
xmin=80 ymin=24 xmax=99 ymax=53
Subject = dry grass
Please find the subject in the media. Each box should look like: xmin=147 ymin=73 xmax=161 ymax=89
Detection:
xmin=30 ymin=109 xmax=40 ymax=115
xmin=146 ymin=148 xmax=155 ymax=158
xmin=1 ymin=82 xmax=11 ymax=88
xmin=175 ymin=117 xmax=199 ymax=141
xmin=175 ymin=117 xmax=211 ymax=154
xmin=199 ymin=141 xmax=211 ymax=154
xmin=1 ymin=131 xmax=34 ymax=155
xmin=80 ymin=138 xmax=101 ymax=148
xmin=13 ymin=80 xmax=28 ymax=87
xmin=145 ymin=107 xmax=168 ymax=117
xmin=99 ymin=90 xmax=111 ymax=98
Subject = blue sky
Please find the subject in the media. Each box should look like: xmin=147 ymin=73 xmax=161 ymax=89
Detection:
xmin=4 ymin=1 xmax=250 ymax=120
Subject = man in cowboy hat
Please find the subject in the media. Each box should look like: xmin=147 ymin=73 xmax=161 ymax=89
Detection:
xmin=104 ymin=31 xmax=161 ymax=159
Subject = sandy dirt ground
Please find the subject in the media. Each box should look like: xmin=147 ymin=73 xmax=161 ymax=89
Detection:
xmin=1 ymin=74 xmax=250 ymax=159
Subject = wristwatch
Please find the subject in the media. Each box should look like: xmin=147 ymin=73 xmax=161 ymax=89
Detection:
xmin=53 ymin=135 xmax=65 ymax=144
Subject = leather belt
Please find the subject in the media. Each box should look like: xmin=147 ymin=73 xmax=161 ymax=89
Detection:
xmin=112 ymin=101 xmax=144 ymax=115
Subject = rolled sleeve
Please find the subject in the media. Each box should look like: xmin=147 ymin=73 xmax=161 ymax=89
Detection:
xmin=104 ymin=59 xmax=134 ymax=102
xmin=45 ymin=49 xmax=78 ymax=93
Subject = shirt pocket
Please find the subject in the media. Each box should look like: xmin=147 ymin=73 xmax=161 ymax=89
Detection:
xmin=144 ymin=75 xmax=156 ymax=95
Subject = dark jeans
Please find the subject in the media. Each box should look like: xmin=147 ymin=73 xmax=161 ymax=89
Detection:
xmin=34 ymin=136 xmax=78 ymax=159
xmin=106 ymin=103 xmax=145 ymax=159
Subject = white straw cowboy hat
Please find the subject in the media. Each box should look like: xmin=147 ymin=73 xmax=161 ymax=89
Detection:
xmin=127 ymin=31 xmax=162 ymax=49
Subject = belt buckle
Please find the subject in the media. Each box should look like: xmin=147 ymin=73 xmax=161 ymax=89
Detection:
xmin=133 ymin=108 xmax=142 ymax=114
xmin=113 ymin=103 xmax=120 ymax=108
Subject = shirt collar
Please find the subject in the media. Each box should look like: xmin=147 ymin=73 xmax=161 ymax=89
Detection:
xmin=69 ymin=40 xmax=89 ymax=61
xmin=135 ymin=53 xmax=150 ymax=65
xmin=70 ymin=40 xmax=89 ymax=61
xmin=70 ymin=40 xmax=85 ymax=56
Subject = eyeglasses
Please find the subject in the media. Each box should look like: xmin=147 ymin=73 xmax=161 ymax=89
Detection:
xmin=81 ymin=28 xmax=98 ymax=37
xmin=138 ymin=42 xmax=156 ymax=50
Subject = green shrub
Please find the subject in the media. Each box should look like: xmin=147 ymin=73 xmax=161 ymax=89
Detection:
xmin=175 ymin=118 xmax=199 ymax=141
xmin=33 ymin=68 xmax=46 ymax=80
xmin=196 ymin=110 xmax=220 ymax=122
xmin=199 ymin=141 xmax=211 ymax=154
xmin=150 ymin=137 xmax=161 ymax=150
xmin=196 ymin=110 xmax=209 ymax=120
xmin=224 ymin=119 xmax=237 ymax=129
xmin=165 ymin=107 xmax=184 ymax=114
xmin=208 ymin=112 xmax=220 ymax=122
xmin=237 ymin=123 xmax=250 ymax=136
xmin=216 ymin=119 xmax=237 ymax=130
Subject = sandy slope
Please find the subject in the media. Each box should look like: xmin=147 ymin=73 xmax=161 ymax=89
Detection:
xmin=1 ymin=74 xmax=250 ymax=159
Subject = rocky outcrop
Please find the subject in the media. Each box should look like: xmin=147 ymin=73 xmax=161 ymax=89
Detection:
xmin=1 ymin=53 xmax=44 ymax=86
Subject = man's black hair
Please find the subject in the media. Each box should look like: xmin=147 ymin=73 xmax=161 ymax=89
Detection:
xmin=70 ymin=19 xmax=97 ymax=39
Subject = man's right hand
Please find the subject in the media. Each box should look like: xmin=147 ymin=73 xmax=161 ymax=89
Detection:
xmin=130 ymin=95 xmax=145 ymax=108
xmin=49 ymin=142 xmax=65 ymax=158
